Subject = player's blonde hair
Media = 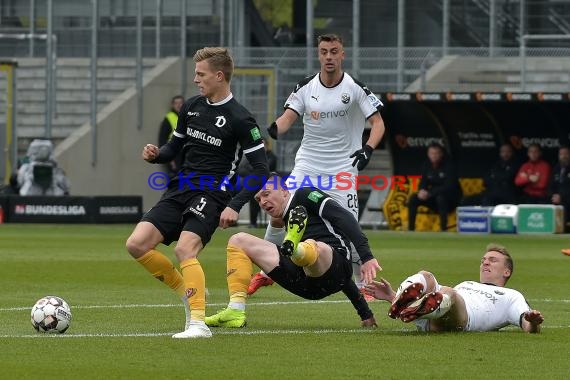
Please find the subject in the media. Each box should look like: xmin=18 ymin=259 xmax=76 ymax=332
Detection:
xmin=193 ymin=47 xmax=234 ymax=82
xmin=485 ymin=243 xmax=514 ymax=280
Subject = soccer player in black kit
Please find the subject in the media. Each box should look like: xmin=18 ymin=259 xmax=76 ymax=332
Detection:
xmin=205 ymin=173 xmax=382 ymax=329
xmin=125 ymin=47 xmax=269 ymax=339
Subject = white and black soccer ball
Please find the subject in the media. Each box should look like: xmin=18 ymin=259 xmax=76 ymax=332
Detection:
xmin=30 ymin=296 xmax=72 ymax=333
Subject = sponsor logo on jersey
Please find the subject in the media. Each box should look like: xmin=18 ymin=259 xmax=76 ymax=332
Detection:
xmin=311 ymin=95 xmax=319 ymax=102
xmin=214 ymin=115 xmax=227 ymax=127
xmin=250 ymin=127 xmax=262 ymax=140
xmin=456 ymin=285 xmax=498 ymax=304
xmin=308 ymin=190 xmax=324 ymax=203
xmin=341 ymin=93 xmax=350 ymax=104
xmin=187 ymin=111 xmax=200 ymax=117
xmin=186 ymin=127 xmax=222 ymax=146
xmin=310 ymin=109 xmax=350 ymax=120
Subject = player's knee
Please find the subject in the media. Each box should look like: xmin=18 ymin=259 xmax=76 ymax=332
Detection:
xmin=125 ymin=235 xmax=148 ymax=258
xmin=419 ymin=270 xmax=437 ymax=292
xmin=228 ymin=232 xmax=250 ymax=249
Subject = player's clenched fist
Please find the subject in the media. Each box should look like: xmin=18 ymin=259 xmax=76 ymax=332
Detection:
xmin=142 ymin=144 xmax=159 ymax=162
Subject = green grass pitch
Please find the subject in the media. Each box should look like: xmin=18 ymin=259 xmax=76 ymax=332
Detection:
xmin=1 ymin=224 xmax=568 ymax=379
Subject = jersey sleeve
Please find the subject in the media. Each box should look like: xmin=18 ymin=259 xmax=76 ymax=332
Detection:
xmin=507 ymin=290 xmax=531 ymax=327
xmin=353 ymin=79 xmax=383 ymax=119
xmin=284 ymin=75 xmax=315 ymax=116
xmin=172 ymin=95 xmax=198 ymax=139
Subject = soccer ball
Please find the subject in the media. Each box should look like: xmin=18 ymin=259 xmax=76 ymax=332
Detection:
xmin=30 ymin=296 xmax=72 ymax=333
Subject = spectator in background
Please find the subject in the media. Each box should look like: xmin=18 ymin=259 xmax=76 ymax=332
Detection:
xmin=549 ymin=146 xmax=570 ymax=232
xmin=514 ymin=143 xmax=551 ymax=204
xmin=407 ymin=143 xmax=462 ymax=232
xmin=158 ymin=95 xmax=185 ymax=176
xmin=461 ymin=143 xmax=520 ymax=206
xmin=238 ymin=140 xmax=277 ymax=228
xmin=17 ymin=139 xmax=70 ymax=196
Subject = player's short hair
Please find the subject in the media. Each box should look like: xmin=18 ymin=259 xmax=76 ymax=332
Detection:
xmin=317 ymin=34 xmax=344 ymax=46
xmin=193 ymin=47 xmax=234 ymax=82
xmin=485 ymin=243 xmax=514 ymax=279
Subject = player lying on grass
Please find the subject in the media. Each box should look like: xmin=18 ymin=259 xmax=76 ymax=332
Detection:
xmin=205 ymin=173 xmax=382 ymax=328
xmin=364 ymin=244 xmax=544 ymax=333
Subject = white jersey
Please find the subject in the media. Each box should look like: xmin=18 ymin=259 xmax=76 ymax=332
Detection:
xmin=285 ymin=72 xmax=382 ymax=180
xmin=454 ymin=281 xmax=531 ymax=332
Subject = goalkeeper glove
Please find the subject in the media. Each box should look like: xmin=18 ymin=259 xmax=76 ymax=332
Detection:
xmin=267 ymin=121 xmax=278 ymax=140
xmin=350 ymin=144 xmax=374 ymax=171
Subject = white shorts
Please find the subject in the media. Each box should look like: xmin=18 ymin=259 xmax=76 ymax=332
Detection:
xmin=457 ymin=292 xmax=489 ymax=332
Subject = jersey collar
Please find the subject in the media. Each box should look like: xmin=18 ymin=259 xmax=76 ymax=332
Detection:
xmin=318 ymin=72 xmax=345 ymax=89
xmin=206 ymin=93 xmax=233 ymax=106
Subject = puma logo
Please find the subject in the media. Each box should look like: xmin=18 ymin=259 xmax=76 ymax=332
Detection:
xmin=226 ymin=268 xmax=237 ymax=277
xmin=311 ymin=95 xmax=319 ymax=102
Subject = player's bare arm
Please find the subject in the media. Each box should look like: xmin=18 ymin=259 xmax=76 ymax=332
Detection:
xmin=268 ymin=108 xmax=298 ymax=139
xmin=365 ymin=112 xmax=386 ymax=149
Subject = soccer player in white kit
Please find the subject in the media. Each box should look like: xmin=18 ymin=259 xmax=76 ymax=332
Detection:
xmin=364 ymin=243 xmax=544 ymax=333
xmin=247 ymin=33 xmax=386 ymax=295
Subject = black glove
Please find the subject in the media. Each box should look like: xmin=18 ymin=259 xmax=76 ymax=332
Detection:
xmin=267 ymin=121 xmax=278 ymax=140
xmin=350 ymin=144 xmax=374 ymax=171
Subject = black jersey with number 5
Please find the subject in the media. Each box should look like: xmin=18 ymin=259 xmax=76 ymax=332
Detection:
xmin=155 ymin=94 xmax=269 ymax=211
xmin=172 ymin=95 xmax=264 ymax=178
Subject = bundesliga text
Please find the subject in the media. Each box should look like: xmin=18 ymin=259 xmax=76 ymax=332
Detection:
xmin=148 ymin=171 xmax=421 ymax=192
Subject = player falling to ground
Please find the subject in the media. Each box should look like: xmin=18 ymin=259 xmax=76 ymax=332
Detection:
xmin=248 ymin=33 xmax=386 ymax=297
xmin=364 ymin=244 xmax=544 ymax=333
xmin=125 ymin=47 xmax=269 ymax=339
xmin=206 ymin=173 xmax=382 ymax=328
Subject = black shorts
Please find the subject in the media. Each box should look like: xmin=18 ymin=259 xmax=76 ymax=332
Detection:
xmin=266 ymin=246 xmax=353 ymax=300
xmin=141 ymin=186 xmax=231 ymax=246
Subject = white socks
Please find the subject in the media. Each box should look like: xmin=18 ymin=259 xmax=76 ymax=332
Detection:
xmin=420 ymin=293 xmax=452 ymax=320
xmin=264 ymin=224 xmax=285 ymax=245
xmin=181 ymin=295 xmax=191 ymax=328
xmin=228 ymin=301 xmax=246 ymax=311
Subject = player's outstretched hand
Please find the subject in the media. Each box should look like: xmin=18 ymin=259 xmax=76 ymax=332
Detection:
xmin=142 ymin=144 xmax=159 ymax=162
xmin=360 ymin=258 xmax=381 ymax=285
xmin=364 ymin=278 xmax=396 ymax=302
xmin=219 ymin=207 xmax=239 ymax=229
xmin=350 ymin=144 xmax=373 ymax=171
xmin=524 ymin=310 xmax=544 ymax=326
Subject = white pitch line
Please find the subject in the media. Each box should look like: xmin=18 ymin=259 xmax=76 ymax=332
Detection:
xmin=1 ymin=325 xmax=569 ymax=339
xmin=1 ymin=298 xmax=568 ymax=312
xmin=0 ymin=299 xmax=353 ymax=312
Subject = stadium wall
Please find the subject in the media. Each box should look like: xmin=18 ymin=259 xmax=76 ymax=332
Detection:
xmin=53 ymin=57 xmax=198 ymax=211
